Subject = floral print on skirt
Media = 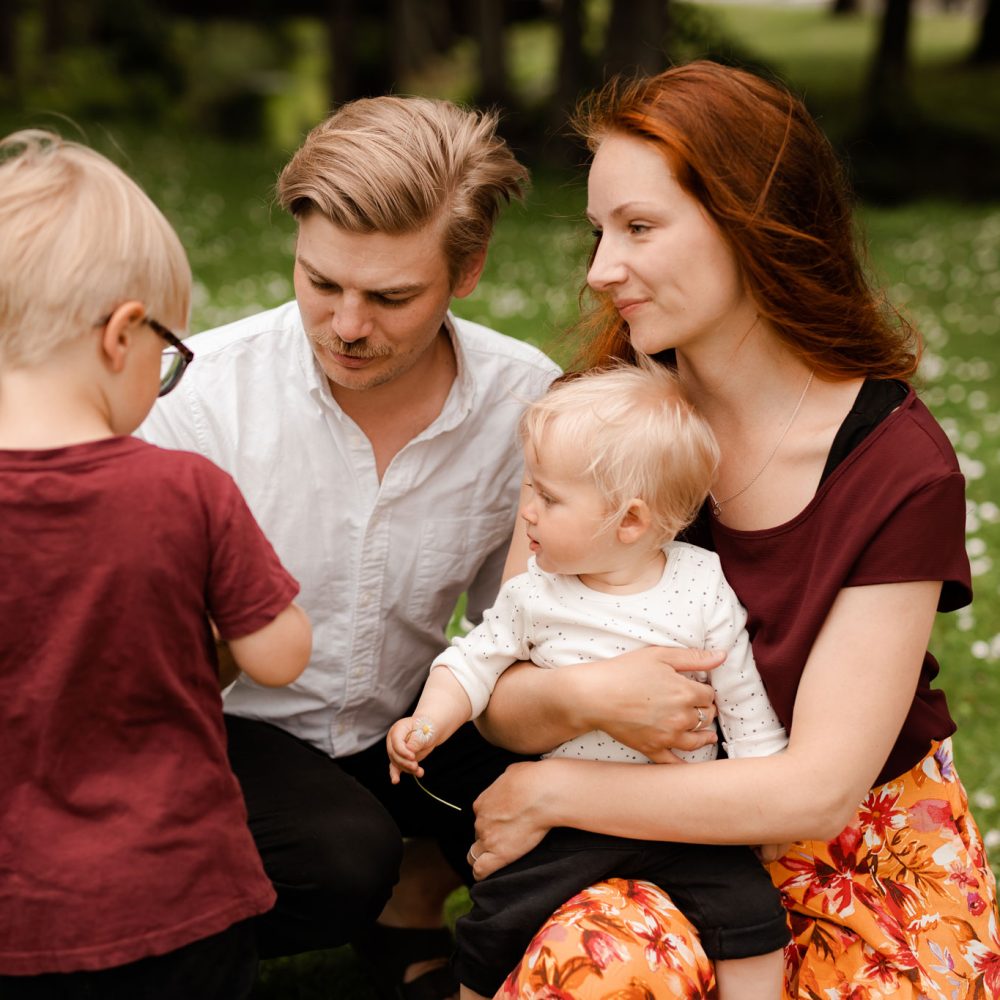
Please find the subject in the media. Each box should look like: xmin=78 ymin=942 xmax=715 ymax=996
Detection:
xmin=496 ymin=740 xmax=1000 ymax=999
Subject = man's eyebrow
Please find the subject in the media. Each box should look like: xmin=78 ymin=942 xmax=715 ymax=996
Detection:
xmin=298 ymin=257 xmax=425 ymax=297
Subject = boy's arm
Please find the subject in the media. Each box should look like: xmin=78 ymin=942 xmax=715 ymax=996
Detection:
xmin=228 ymin=602 xmax=312 ymax=687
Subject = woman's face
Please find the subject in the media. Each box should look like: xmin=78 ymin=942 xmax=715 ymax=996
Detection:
xmin=586 ymin=132 xmax=756 ymax=358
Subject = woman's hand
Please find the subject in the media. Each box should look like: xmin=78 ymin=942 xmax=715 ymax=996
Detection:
xmin=467 ymin=760 xmax=558 ymax=879
xmin=579 ymin=646 xmax=723 ymax=762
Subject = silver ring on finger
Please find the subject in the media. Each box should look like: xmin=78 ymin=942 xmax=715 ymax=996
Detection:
xmin=693 ymin=706 xmax=706 ymax=732
xmin=468 ymin=846 xmax=481 ymax=864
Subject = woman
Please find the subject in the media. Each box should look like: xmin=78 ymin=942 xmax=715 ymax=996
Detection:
xmin=470 ymin=61 xmax=1000 ymax=998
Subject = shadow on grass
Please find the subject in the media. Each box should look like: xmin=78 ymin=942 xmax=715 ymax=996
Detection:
xmin=252 ymin=946 xmax=379 ymax=1000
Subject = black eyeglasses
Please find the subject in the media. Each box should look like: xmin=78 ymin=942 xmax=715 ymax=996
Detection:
xmin=95 ymin=313 xmax=194 ymax=397
xmin=143 ymin=317 xmax=194 ymax=397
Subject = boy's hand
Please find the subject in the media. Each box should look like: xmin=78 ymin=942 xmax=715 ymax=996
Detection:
xmin=387 ymin=716 xmax=437 ymax=784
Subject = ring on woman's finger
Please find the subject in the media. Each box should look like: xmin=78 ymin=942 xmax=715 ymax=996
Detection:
xmin=693 ymin=706 xmax=706 ymax=731
xmin=468 ymin=846 xmax=481 ymax=864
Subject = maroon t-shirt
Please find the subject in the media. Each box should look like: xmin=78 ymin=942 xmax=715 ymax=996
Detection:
xmin=689 ymin=386 xmax=971 ymax=787
xmin=0 ymin=437 xmax=300 ymax=974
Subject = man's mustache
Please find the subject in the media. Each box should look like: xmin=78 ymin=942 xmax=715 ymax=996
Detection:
xmin=314 ymin=336 xmax=392 ymax=360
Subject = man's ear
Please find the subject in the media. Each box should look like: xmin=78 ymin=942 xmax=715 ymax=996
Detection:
xmin=617 ymin=498 xmax=652 ymax=545
xmin=99 ymin=301 xmax=146 ymax=374
xmin=451 ymin=249 xmax=488 ymax=299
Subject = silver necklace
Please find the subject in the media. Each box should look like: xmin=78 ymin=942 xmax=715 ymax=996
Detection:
xmin=709 ymin=371 xmax=815 ymax=517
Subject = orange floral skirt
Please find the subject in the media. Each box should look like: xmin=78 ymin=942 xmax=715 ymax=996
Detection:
xmin=496 ymin=740 xmax=1000 ymax=999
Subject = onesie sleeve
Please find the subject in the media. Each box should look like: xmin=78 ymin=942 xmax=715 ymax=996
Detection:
xmin=200 ymin=465 xmax=300 ymax=640
xmin=432 ymin=574 xmax=533 ymax=718
xmin=702 ymin=559 xmax=788 ymax=758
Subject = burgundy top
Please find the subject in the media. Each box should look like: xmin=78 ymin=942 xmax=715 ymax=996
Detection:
xmin=688 ymin=385 xmax=971 ymax=787
xmin=0 ymin=437 xmax=300 ymax=974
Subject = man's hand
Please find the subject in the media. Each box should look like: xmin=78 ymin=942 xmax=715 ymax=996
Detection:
xmin=211 ymin=618 xmax=241 ymax=689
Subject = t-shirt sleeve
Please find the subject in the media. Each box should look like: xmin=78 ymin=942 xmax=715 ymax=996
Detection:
xmin=201 ymin=469 xmax=300 ymax=640
xmin=844 ymin=471 xmax=971 ymax=611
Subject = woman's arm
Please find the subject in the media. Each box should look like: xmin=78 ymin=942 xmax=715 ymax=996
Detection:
xmin=470 ymin=579 xmax=941 ymax=878
xmin=476 ymin=647 xmax=724 ymax=757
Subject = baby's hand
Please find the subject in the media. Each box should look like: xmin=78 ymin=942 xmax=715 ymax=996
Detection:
xmin=387 ymin=716 xmax=438 ymax=784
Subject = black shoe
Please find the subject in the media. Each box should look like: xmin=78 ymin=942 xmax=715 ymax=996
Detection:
xmin=352 ymin=924 xmax=458 ymax=1000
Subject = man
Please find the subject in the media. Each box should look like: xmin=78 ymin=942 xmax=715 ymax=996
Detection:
xmin=140 ymin=95 xmax=559 ymax=997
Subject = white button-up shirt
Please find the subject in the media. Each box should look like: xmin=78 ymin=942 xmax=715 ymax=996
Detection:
xmin=139 ymin=301 xmax=559 ymax=756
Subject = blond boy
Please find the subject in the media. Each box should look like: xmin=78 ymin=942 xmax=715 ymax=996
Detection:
xmin=388 ymin=361 xmax=790 ymax=1000
xmin=0 ymin=131 xmax=310 ymax=998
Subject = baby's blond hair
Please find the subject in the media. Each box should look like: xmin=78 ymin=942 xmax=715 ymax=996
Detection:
xmin=0 ymin=130 xmax=191 ymax=370
xmin=520 ymin=359 xmax=719 ymax=546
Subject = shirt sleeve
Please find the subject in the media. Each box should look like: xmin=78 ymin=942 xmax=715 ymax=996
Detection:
xmin=702 ymin=563 xmax=789 ymax=759
xmin=433 ymin=574 xmax=533 ymax=717
xmin=201 ymin=466 xmax=300 ymax=640
xmin=844 ymin=471 xmax=971 ymax=611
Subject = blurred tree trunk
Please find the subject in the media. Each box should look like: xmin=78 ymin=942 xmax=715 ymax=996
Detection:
xmin=545 ymin=0 xmax=593 ymax=162
xmin=603 ymin=0 xmax=669 ymax=79
xmin=970 ymin=0 xmax=1000 ymax=64
xmin=390 ymin=0 xmax=446 ymax=78
xmin=42 ymin=0 xmax=66 ymax=55
xmin=830 ymin=0 xmax=859 ymax=14
xmin=553 ymin=0 xmax=590 ymax=112
xmin=0 ymin=0 xmax=17 ymax=88
xmin=473 ymin=0 xmax=511 ymax=108
xmin=328 ymin=0 xmax=395 ymax=104
xmin=866 ymin=0 xmax=913 ymax=118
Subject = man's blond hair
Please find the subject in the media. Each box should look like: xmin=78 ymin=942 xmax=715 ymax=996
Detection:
xmin=521 ymin=359 xmax=720 ymax=546
xmin=276 ymin=96 xmax=529 ymax=286
xmin=0 ymin=130 xmax=191 ymax=370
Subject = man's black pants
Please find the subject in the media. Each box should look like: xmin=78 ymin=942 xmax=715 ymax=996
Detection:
xmin=224 ymin=714 xmax=522 ymax=959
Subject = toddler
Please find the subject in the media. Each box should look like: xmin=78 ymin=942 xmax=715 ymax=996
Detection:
xmin=0 ymin=131 xmax=311 ymax=999
xmin=388 ymin=361 xmax=789 ymax=1000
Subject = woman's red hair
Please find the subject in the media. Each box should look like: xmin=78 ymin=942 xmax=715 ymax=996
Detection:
xmin=572 ymin=61 xmax=920 ymax=380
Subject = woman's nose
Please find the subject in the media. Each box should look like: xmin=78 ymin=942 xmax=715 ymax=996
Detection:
xmin=587 ymin=235 xmax=626 ymax=290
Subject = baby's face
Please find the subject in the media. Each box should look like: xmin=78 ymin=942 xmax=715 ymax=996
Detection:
xmin=518 ymin=439 xmax=618 ymax=577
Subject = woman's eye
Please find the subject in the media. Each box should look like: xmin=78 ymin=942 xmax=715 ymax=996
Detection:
xmin=590 ymin=228 xmax=602 ymax=241
xmin=628 ymin=222 xmax=650 ymax=235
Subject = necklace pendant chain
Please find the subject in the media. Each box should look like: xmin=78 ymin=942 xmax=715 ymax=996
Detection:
xmin=709 ymin=370 xmax=815 ymax=516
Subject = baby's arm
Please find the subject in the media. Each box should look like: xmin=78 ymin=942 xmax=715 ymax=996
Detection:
xmin=227 ymin=602 xmax=312 ymax=687
xmin=388 ymin=666 xmax=474 ymax=783
xmin=388 ymin=574 xmax=534 ymax=783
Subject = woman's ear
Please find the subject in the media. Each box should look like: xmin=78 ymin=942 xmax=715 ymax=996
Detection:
xmin=617 ymin=498 xmax=652 ymax=544
xmin=99 ymin=300 xmax=146 ymax=374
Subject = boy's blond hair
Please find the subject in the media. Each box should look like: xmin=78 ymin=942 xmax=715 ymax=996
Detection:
xmin=276 ymin=95 xmax=529 ymax=287
xmin=520 ymin=359 xmax=720 ymax=546
xmin=0 ymin=130 xmax=191 ymax=370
